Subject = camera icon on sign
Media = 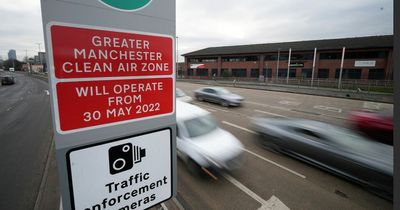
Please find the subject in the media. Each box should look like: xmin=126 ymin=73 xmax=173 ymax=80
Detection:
xmin=108 ymin=143 xmax=146 ymax=175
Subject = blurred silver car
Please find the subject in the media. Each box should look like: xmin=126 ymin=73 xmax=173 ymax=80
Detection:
xmin=194 ymin=87 xmax=244 ymax=107
xmin=176 ymin=88 xmax=193 ymax=103
xmin=251 ymin=117 xmax=393 ymax=199
xmin=176 ymin=101 xmax=244 ymax=175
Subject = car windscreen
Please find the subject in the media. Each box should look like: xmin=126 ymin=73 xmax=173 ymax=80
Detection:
xmin=216 ymin=88 xmax=230 ymax=95
xmin=184 ymin=114 xmax=218 ymax=138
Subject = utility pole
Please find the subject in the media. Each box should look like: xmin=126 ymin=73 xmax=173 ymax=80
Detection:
xmin=286 ymin=48 xmax=292 ymax=84
xmin=338 ymin=47 xmax=346 ymax=90
xmin=36 ymin=43 xmax=42 ymax=65
xmin=176 ymin=36 xmax=179 ymax=77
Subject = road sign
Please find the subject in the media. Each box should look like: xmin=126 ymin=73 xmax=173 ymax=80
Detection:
xmin=40 ymin=0 xmax=176 ymax=209
xmin=68 ymin=129 xmax=172 ymax=210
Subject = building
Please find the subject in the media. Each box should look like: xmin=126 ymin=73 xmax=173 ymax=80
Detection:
xmin=8 ymin=49 xmax=17 ymax=60
xmin=183 ymin=35 xmax=393 ymax=81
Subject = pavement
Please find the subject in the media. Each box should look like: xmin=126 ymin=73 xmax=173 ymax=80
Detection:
xmin=177 ymin=79 xmax=393 ymax=103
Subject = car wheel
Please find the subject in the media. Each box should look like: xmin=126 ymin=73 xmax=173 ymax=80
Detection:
xmin=187 ymin=158 xmax=202 ymax=175
xmin=221 ymin=100 xmax=229 ymax=107
xmin=197 ymin=96 xmax=204 ymax=101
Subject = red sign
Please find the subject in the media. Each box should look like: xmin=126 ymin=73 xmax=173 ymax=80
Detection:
xmin=50 ymin=25 xmax=173 ymax=78
xmin=56 ymin=78 xmax=173 ymax=131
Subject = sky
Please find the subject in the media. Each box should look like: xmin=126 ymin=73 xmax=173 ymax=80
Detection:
xmin=0 ymin=0 xmax=393 ymax=62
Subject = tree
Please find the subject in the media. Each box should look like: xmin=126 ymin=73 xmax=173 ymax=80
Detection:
xmin=3 ymin=59 xmax=23 ymax=71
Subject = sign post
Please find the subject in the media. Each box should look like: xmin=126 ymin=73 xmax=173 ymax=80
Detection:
xmin=40 ymin=1 xmax=176 ymax=209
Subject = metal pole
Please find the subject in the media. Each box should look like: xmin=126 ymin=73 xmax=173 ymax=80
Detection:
xmin=311 ymin=47 xmax=317 ymax=87
xmin=286 ymin=48 xmax=291 ymax=84
xmin=338 ymin=47 xmax=346 ymax=89
xmin=176 ymin=36 xmax=179 ymax=77
xmin=276 ymin=49 xmax=280 ymax=81
xmin=36 ymin=43 xmax=42 ymax=65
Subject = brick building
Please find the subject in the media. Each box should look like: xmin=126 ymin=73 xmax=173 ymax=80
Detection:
xmin=182 ymin=35 xmax=393 ymax=81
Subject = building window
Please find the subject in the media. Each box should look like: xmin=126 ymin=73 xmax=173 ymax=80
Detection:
xmin=346 ymin=51 xmax=388 ymax=59
xmin=317 ymin=69 xmax=329 ymax=78
xmin=278 ymin=69 xmax=296 ymax=78
xmin=263 ymin=68 xmax=272 ymax=78
xmin=264 ymin=54 xmax=277 ymax=61
xmin=301 ymin=69 xmax=312 ymax=78
xmin=196 ymin=68 xmax=208 ymax=77
xmin=189 ymin=57 xmax=217 ymax=63
xmin=335 ymin=69 xmax=362 ymax=79
xmin=291 ymin=54 xmax=313 ymax=61
xmin=320 ymin=52 xmax=342 ymax=60
xmin=250 ymin=69 xmax=259 ymax=77
xmin=222 ymin=56 xmax=259 ymax=62
xmin=232 ymin=69 xmax=247 ymax=77
xmin=368 ymin=69 xmax=385 ymax=80
xmin=188 ymin=69 xmax=194 ymax=76
xmin=221 ymin=69 xmax=230 ymax=77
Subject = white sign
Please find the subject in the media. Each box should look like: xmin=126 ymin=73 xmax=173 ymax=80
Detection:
xmin=190 ymin=64 xmax=205 ymax=69
xmin=67 ymin=129 xmax=172 ymax=210
xmin=354 ymin=60 xmax=376 ymax=67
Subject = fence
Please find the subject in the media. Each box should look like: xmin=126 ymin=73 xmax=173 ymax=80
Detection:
xmin=178 ymin=75 xmax=393 ymax=93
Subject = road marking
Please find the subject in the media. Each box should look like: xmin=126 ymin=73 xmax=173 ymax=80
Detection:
xmin=221 ymin=121 xmax=306 ymax=179
xmin=259 ymin=196 xmax=290 ymax=210
xmin=221 ymin=121 xmax=257 ymax=134
xmin=243 ymin=148 xmax=306 ymax=179
xmin=362 ymin=102 xmax=381 ymax=110
xmin=193 ymin=102 xmax=229 ymax=112
xmin=44 ymin=90 xmax=50 ymax=95
xmin=278 ymin=100 xmax=301 ymax=106
xmin=254 ymin=109 xmax=288 ymax=118
xmin=223 ymin=173 xmax=290 ymax=210
xmin=206 ymin=108 xmax=217 ymax=112
xmin=172 ymin=197 xmax=185 ymax=210
xmin=245 ymin=101 xmax=292 ymax=111
xmin=313 ymin=105 xmax=342 ymax=113
xmin=161 ymin=202 xmax=168 ymax=210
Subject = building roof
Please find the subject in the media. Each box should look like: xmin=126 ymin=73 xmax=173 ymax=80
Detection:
xmin=183 ymin=35 xmax=393 ymax=57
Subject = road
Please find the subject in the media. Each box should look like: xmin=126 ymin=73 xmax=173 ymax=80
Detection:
xmin=0 ymin=72 xmax=53 ymax=210
xmin=175 ymin=81 xmax=393 ymax=210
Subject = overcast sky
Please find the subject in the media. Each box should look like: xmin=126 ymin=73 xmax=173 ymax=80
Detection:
xmin=0 ymin=0 xmax=393 ymax=61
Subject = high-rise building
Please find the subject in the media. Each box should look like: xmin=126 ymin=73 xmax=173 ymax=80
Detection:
xmin=8 ymin=49 xmax=17 ymax=60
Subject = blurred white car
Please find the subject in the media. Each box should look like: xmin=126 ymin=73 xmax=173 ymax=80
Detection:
xmin=176 ymin=101 xmax=244 ymax=174
xmin=176 ymin=88 xmax=193 ymax=103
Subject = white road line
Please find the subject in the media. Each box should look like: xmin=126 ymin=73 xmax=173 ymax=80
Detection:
xmin=221 ymin=121 xmax=257 ymax=134
xmin=194 ymin=102 xmax=229 ymax=112
xmin=44 ymin=90 xmax=50 ymax=95
xmin=223 ymin=174 xmax=290 ymax=210
xmin=278 ymin=100 xmax=301 ymax=106
xmin=243 ymin=148 xmax=306 ymax=179
xmin=221 ymin=121 xmax=306 ymax=179
xmin=161 ymin=202 xmax=168 ymax=210
xmin=206 ymin=108 xmax=217 ymax=112
xmin=254 ymin=110 xmax=288 ymax=118
xmin=259 ymin=196 xmax=290 ymax=210
xmin=172 ymin=197 xmax=185 ymax=210
xmin=223 ymin=173 xmax=267 ymax=204
xmin=245 ymin=101 xmax=291 ymax=111
xmin=313 ymin=105 xmax=342 ymax=113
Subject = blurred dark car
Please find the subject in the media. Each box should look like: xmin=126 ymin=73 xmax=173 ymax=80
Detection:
xmin=1 ymin=75 xmax=15 ymax=85
xmin=251 ymin=117 xmax=393 ymax=199
xmin=194 ymin=87 xmax=244 ymax=107
xmin=349 ymin=109 xmax=393 ymax=145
